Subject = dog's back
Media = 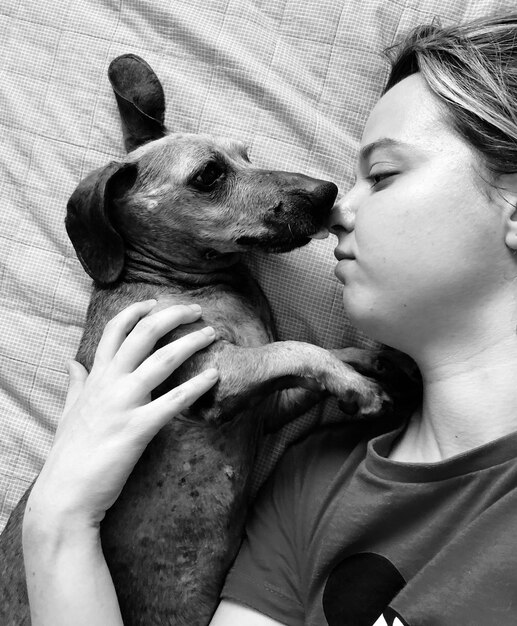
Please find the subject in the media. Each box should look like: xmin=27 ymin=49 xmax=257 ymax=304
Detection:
xmin=0 ymin=497 xmax=30 ymax=625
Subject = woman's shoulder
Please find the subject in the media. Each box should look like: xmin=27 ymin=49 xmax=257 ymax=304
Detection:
xmin=269 ymin=420 xmax=394 ymax=504
xmin=287 ymin=424 xmax=367 ymax=471
xmin=288 ymin=418 xmax=400 ymax=468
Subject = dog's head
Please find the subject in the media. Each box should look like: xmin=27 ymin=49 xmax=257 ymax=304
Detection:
xmin=66 ymin=55 xmax=337 ymax=286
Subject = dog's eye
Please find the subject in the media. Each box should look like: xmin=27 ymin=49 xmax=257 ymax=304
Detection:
xmin=192 ymin=162 xmax=225 ymax=190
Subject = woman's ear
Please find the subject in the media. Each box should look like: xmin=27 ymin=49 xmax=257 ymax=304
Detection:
xmin=495 ymin=173 xmax=517 ymax=252
xmin=506 ymin=207 xmax=517 ymax=252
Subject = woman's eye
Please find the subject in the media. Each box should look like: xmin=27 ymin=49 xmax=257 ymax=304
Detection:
xmin=193 ymin=162 xmax=225 ymax=190
xmin=367 ymin=171 xmax=397 ymax=189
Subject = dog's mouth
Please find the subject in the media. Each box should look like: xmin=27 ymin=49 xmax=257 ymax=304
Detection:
xmin=236 ymin=235 xmax=311 ymax=253
xmin=236 ymin=223 xmax=325 ymax=253
xmin=309 ymin=226 xmax=330 ymax=240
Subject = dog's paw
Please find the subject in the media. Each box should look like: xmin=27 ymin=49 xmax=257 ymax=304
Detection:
xmin=320 ymin=362 xmax=390 ymax=419
xmin=328 ymin=346 xmax=422 ymax=421
xmin=335 ymin=375 xmax=393 ymax=420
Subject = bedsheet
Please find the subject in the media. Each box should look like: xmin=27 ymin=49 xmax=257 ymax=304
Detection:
xmin=0 ymin=0 xmax=512 ymax=531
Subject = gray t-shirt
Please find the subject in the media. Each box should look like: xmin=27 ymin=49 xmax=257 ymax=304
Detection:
xmin=222 ymin=423 xmax=517 ymax=625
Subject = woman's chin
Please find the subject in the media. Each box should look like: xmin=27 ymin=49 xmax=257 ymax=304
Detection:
xmin=342 ymin=289 xmax=370 ymax=329
xmin=341 ymin=289 xmax=390 ymax=345
xmin=344 ymin=297 xmax=416 ymax=354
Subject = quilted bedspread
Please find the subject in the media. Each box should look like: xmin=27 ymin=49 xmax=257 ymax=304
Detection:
xmin=0 ymin=0 xmax=513 ymax=531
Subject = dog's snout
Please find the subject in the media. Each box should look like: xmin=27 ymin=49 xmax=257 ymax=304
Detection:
xmin=287 ymin=172 xmax=337 ymax=197
xmin=268 ymin=171 xmax=338 ymax=210
xmin=307 ymin=179 xmax=339 ymax=210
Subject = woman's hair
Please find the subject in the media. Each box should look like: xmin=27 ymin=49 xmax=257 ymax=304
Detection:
xmin=384 ymin=13 xmax=517 ymax=175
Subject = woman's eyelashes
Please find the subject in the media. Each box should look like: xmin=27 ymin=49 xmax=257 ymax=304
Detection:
xmin=366 ymin=170 xmax=399 ymax=189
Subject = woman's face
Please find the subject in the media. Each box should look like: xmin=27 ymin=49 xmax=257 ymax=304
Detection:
xmin=330 ymin=72 xmax=514 ymax=350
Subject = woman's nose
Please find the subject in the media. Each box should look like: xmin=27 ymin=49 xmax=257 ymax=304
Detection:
xmin=328 ymin=194 xmax=356 ymax=235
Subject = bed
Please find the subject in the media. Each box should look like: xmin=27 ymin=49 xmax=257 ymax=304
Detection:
xmin=0 ymin=0 xmax=512 ymax=531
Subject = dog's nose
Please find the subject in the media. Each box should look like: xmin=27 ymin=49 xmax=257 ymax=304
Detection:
xmin=306 ymin=178 xmax=339 ymax=209
xmin=271 ymin=171 xmax=339 ymax=208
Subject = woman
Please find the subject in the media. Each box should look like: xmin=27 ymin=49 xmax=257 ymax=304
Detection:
xmin=23 ymin=13 xmax=517 ymax=625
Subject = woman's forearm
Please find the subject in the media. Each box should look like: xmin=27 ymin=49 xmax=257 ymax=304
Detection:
xmin=20 ymin=303 xmax=220 ymax=623
xmin=23 ymin=499 xmax=123 ymax=626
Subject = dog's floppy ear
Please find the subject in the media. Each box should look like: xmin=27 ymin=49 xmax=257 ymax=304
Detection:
xmin=65 ymin=161 xmax=138 ymax=286
xmin=108 ymin=54 xmax=167 ymax=152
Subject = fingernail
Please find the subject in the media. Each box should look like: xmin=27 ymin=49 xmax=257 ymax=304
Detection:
xmin=189 ymin=304 xmax=202 ymax=313
xmin=204 ymin=367 xmax=219 ymax=379
xmin=201 ymin=326 xmax=215 ymax=336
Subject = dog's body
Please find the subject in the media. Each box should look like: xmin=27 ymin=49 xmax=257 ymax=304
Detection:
xmin=0 ymin=56 xmax=414 ymax=625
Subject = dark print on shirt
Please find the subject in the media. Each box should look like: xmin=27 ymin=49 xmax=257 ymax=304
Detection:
xmin=379 ymin=606 xmax=410 ymax=625
xmin=322 ymin=552 xmax=408 ymax=626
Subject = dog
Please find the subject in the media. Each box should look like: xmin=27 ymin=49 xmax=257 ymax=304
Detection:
xmin=0 ymin=55 xmax=418 ymax=625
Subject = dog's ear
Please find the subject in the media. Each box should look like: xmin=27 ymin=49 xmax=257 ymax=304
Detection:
xmin=65 ymin=161 xmax=138 ymax=286
xmin=108 ymin=54 xmax=167 ymax=152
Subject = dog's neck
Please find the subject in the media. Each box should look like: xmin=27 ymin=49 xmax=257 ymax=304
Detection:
xmin=121 ymin=244 xmax=245 ymax=289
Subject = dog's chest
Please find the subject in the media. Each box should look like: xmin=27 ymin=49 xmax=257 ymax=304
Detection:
xmin=206 ymin=290 xmax=273 ymax=347
xmin=153 ymin=282 xmax=275 ymax=347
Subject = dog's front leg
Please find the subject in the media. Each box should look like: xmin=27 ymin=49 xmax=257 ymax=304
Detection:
xmin=254 ymin=347 xmax=408 ymax=431
xmin=187 ymin=340 xmax=390 ymax=424
xmin=260 ymin=384 xmax=328 ymax=432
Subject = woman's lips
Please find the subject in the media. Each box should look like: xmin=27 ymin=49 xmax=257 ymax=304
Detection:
xmin=334 ymin=248 xmax=355 ymax=261
xmin=334 ymin=248 xmax=356 ymax=283
xmin=334 ymin=257 xmax=355 ymax=281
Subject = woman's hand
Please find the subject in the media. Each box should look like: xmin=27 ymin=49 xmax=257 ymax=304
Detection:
xmin=26 ymin=300 xmax=219 ymax=528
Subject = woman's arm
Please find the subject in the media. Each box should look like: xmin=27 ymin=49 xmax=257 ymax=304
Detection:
xmin=24 ymin=497 xmax=285 ymax=626
xmin=211 ymin=601 xmax=287 ymax=625
xmin=23 ymin=510 xmax=124 ymax=626
xmin=23 ymin=300 xmax=220 ymax=625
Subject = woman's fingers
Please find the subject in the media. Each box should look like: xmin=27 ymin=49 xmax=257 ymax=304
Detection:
xmin=93 ymin=300 xmax=158 ymax=366
xmin=62 ymin=360 xmax=88 ymax=413
xmin=111 ymin=304 xmax=203 ymax=373
xmin=131 ymin=326 xmax=217 ymax=394
xmin=137 ymin=367 xmax=219 ymax=431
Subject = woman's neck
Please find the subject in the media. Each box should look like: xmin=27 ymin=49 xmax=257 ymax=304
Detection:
xmin=389 ymin=329 xmax=517 ymax=463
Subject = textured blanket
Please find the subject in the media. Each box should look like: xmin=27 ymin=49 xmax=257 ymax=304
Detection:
xmin=0 ymin=0 xmax=511 ymax=530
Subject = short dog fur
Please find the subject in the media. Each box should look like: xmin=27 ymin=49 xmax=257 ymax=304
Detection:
xmin=0 ymin=55 xmax=416 ymax=625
